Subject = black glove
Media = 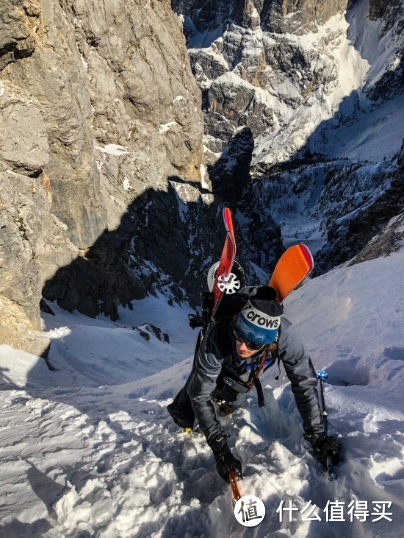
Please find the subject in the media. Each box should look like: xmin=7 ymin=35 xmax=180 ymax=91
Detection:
xmin=305 ymin=432 xmax=341 ymax=468
xmin=216 ymin=452 xmax=243 ymax=483
xmin=210 ymin=434 xmax=242 ymax=483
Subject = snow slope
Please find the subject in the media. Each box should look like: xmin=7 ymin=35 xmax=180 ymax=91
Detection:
xmin=1 ymin=252 xmax=404 ymax=537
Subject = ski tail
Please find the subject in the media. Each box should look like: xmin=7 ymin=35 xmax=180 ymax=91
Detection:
xmin=269 ymin=243 xmax=314 ymax=303
xmin=212 ymin=208 xmax=236 ymax=315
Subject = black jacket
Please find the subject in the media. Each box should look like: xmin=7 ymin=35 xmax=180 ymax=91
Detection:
xmin=188 ymin=316 xmax=324 ymax=447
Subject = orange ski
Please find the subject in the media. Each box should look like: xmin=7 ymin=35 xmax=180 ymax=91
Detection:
xmin=269 ymin=244 xmax=314 ymax=302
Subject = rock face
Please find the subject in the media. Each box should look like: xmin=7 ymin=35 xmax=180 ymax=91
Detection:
xmin=0 ymin=0 xmax=214 ymax=352
xmin=312 ymin=148 xmax=404 ymax=273
xmin=0 ymin=0 xmax=40 ymax=72
xmin=174 ymin=0 xmax=355 ymax=167
xmin=350 ymin=212 xmax=404 ymax=265
xmin=208 ymin=127 xmax=254 ymax=207
xmin=0 ymin=296 xmax=51 ymax=359
xmin=173 ymin=0 xmax=359 ymax=272
xmin=173 ymin=0 xmax=348 ymax=36
xmin=368 ymin=0 xmax=400 ymax=20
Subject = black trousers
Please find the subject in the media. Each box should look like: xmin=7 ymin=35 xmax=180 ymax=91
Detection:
xmin=167 ymin=367 xmax=243 ymax=429
xmin=167 ymin=371 xmax=196 ymax=429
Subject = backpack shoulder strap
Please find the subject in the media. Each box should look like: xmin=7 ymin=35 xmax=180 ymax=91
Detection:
xmin=211 ymin=317 xmax=233 ymax=367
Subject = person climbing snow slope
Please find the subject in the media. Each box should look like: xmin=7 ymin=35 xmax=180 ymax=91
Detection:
xmin=167 ymin=286 xmax=340 ymax=482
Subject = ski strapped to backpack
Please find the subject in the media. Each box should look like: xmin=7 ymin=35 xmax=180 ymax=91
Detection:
xmin=188 ymin=207 xmax=315 ymax=409
xmin=269 ymin=243 xmax=314 ymax=303
xmin=239 ymin=242 xmax=314 ymax=403
xmin=212 ymin=208 xmax=238 ymax=318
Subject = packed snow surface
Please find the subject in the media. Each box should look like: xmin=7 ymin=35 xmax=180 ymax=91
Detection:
xmin=1 ymin=254 xmax=404 ymax=537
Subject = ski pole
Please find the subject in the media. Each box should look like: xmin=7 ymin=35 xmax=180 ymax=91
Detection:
xmin=316 ymin=369 xmax=336 ymax=481
xmin=316 ymin=369 xmax=328 ymax=434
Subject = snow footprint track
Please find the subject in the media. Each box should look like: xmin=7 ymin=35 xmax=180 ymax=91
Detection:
xmin=90 ymin=391 xmax=222 ymax=535
xmin=46 ymin=410 xmax=179 ymax=536
xmin=112 ymin=395 xmax=240 ymax=531
xmin=94 ymin=424 xmax=214 ymax=537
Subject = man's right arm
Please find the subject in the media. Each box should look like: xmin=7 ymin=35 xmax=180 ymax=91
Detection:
xmin=188 ymin=326 xmax=242 ymax=482
xmin=188 ymin=325 xmax=224 ymax=445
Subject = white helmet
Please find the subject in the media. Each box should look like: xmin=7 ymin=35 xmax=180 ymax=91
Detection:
xmin=206 ymin=260 xmax=245 ymax=293
xmin=207 ymin=261 xmax=220 ymax=292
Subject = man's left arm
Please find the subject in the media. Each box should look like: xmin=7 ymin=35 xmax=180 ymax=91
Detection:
xmin=278 ymin=322 xmax=323 ymax=436
xmin=279 ymin=321 xmax=341 ymax=467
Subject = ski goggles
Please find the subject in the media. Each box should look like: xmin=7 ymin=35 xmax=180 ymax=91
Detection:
xmin=232 ymin=325 xmax=265 ymax=351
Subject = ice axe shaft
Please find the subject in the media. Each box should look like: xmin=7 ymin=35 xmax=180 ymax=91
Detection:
xmin=229 ymin=471 xmax=242 ymax=508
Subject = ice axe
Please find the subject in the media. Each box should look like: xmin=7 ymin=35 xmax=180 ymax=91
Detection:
xmin=229 ymin=471 xmax=242 ymax=508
